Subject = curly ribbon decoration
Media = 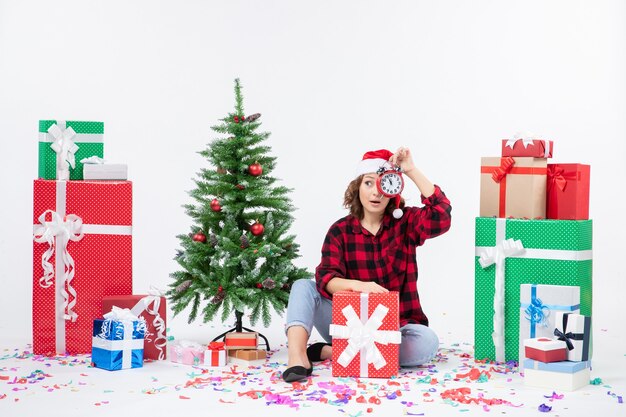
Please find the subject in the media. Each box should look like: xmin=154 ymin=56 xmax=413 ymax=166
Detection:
xmin=329 ymin=293 xmax=401 ymax=376
xmin=478 ymin=237 xmax=525 ymax=363
xmin=33 ymin=210 xmax=84 ymax=322
xmin=130 ymin=287 xmax=168 ymax=360
xmin=491 ymin=157 xmax=515 ymax=183
xmin=48 ymin=121 xmax=79 ymax=180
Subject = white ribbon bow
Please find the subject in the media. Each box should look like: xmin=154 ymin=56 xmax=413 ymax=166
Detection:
xmin=329 ymin=304 xmax=401 ymax=371
xmin=48 ymin=122 xmax=79 ymax=179
xmin=130 ymin=287 xmax=168 ymax=360
xmin=478 ymin=238 xmax=525 ymax=362
xmin=33 ymin=210 xmax=84 ymax=321
xmin=505 ymin=132 xmax=539 ymax=149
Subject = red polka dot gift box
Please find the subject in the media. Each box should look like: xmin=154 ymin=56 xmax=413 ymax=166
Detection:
xmin=32 ymin=179 xmax=133 ymax=355
xmin=329 ymin=291 xmax=401 ymax=378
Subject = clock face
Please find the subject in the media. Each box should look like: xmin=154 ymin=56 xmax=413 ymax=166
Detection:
xmin=377 ymin=171 xmax=404 ymax=197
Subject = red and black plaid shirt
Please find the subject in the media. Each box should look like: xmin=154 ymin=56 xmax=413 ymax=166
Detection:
xmin=315 ymin=185 xmax=452 ymax=327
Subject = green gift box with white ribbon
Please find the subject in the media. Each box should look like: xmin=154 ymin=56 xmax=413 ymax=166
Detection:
xmin=474 ymin=217 xmax=592 ymax=363
xmin=38 ymin=120 xmax=104 ymax=180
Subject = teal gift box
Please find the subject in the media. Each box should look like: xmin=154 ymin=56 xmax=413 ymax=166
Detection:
xmin=38 ymin=120 xmax=104 ymax=180
xmin=92 ymin=317 xmax=145 ymax=371
xmin=474 ymin=217 xmax=592 ymax=363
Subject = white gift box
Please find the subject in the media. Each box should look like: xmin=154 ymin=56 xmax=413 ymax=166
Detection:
xmin=83 ymin=163 xmax=128 ymax=180
xmin=554 ymin=312 xmax=591 ymax=362
xmin=519 ymin=284 xmax=580 ymax=369
xmin=523 ymin=359 xmax=590 ymax=391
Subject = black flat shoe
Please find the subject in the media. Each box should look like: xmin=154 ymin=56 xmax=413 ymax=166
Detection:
xmin=282 ymin=365 xmax=313 ymax=383
xmin=306 ymin=342 xmax=332 ymax=362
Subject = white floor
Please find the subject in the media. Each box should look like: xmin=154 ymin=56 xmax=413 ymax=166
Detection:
xmin=1 ymin=326 xmax=624 ymax=417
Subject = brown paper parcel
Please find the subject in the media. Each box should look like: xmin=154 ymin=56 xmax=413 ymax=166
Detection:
xmin=480 ymin=157 xmax=547 ymax=218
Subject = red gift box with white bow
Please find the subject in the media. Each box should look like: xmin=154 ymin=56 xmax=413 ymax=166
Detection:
xmin=329 ymin=291 xmax=401 ymax=378
xmin=501 ymin=137 xmax=554 ymax=158
xmin=32 ymin=179 xmax=132 ymax=355
xmin=102 ymin=294 xmax=167 ymax=360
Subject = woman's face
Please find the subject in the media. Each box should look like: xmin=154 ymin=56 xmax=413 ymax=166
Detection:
xmin=359 ymin=174 xmax=390 ymax=218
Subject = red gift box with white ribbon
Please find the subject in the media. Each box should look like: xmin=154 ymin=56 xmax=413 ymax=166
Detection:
xmin=32 ymin=179 xmax=132 ymax=354
xmin=329 ymin=291 xmax=401 ymax=378
xmin=501 ymin=136 xmax=554 ymax=158
xmin=102 ymin=293 xmax=167 ymax=360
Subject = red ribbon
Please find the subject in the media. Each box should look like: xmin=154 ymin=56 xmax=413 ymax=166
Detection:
xmin=547 ymin=165 xmax=578 ymax=192
xmin=491 ymin=157 xmax=515 ymax=183
xmin=208 ymin=341 xmax=225 ymax=351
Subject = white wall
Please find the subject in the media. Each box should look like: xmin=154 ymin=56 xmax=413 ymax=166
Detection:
xmin=1 ymin=0 xmax=624 ymax=346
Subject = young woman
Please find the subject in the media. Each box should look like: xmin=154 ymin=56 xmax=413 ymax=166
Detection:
xmin=282 ymin=147 xmax=452 ymax=382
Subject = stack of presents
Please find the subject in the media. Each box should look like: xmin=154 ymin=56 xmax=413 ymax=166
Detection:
xmin=30 ymin=119 xmax=261 ymax=371
xmin=475 ymin=134 xmax=592 ymax=390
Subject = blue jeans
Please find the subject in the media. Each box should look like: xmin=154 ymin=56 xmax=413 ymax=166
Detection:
xmin=285 ymin=279 xmax=439 ymax=367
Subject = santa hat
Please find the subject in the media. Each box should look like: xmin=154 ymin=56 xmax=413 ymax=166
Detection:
xmin=355 ymin=149 xmax=404 ymax=219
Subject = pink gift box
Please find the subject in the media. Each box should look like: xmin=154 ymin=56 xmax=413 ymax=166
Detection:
xmin=169 ymin=341 xmax=205 ymax=366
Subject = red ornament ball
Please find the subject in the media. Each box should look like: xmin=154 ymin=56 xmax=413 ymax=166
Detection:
xmin=236 ymin=184 xmax=245 ymax=190
xmin=218 ymin=286 xmax=223 ymax=292
xmin=248 ymin=162 xmax=263 ymax=177
xmin=250 ymin=221 xmax=265 ymax=236
xmin=256 ymin=283 xmax=263 ymax=289
xmin=192 ymin=232 xmax=207 ymax=243
xmin=210 ymin=198 xmax=222 ymax=212
xmin=233 ymin=116 xmax=240 ymax=123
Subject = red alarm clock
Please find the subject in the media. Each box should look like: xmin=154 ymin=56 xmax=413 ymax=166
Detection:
xmin=376 ymin=166 xmax=404 ymax=198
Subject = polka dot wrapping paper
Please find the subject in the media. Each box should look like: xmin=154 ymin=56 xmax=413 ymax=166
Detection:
xmin=474 ymin=217 xmax=592 ymax=363
xmin=32 ymin=179 xmax=133 ymax=355
xmin=37 ymin=120 xmax=104 ymax=180
xmin=330 ymin=291 xmax=401 ymax=378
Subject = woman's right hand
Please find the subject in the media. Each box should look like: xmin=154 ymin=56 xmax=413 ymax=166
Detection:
xmin=352 ymin=281 xmax=389 ymax=293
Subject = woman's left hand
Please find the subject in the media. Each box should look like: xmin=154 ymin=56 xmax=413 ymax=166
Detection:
xmin=389 ymin=147 xmax=416 ymax=174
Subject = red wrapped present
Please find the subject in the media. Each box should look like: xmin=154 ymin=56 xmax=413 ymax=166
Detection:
xmin=501 ymin=136 xmax=553 ymax=158
xmin=102 ymin=293 xmax=167 ymax=360
xmin=224 ymin=332 xmax=257 ymax=350
xmin=524 ymin=337 xmax=568 ymax=363
xmin=204 ymin=341 xmax=227 ymax=367
xmin=547 ymin=164 xmax=590 ymax=220
xmin=32 ymin=179 xmax=132 ymax=354
xmin=480 ymin=157 xmax=547 ymax=218
xmin=329 ymin=291 xmax=401 ymax=378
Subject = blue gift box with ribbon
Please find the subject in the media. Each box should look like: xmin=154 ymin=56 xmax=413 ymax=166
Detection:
xmin=91 ymin=307 xmax=146 ymax=371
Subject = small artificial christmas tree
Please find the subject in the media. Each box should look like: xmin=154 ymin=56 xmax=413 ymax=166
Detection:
xmin=168 ymin=79 xmax=311 ymax=330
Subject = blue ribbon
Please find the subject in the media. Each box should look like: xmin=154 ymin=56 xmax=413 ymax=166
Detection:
xmin=521 ymin=285 xmax=580 ymax=338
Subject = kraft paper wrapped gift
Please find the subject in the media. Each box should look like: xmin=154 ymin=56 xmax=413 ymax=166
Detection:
xmin=474 ymin=217 xmax=592 ymax=363
xmin=519 ymin=284 xmax=580 ymax=367
xmin=224 ymin=332 xmax=258 ymax=350
xmin=38 ymin=120 xmax=104 ymax=180
xmin=480 ymin=157 xmax=547 ymax=219
xmin=102 ymin=294 xmax=167 ymax=360
xmin=169 ymin=340 xmax=205 ymax=366
xmin=228 ymin=349 xmax=267 ymax=361
xmin=501 ymin=137 xmax=553 ymax=158
xmin=523 ymin=337 xmax=568 ymax=363
xmin=329 ymin=291 xmax=401 ymax=378
xmin=547 ymin=164 xmax=591 ymax=220
xmin=523 ymin=359 xmax=590 ymax=391
xmin=33 ymin=179 xmax=133 ymax=355
xmin=554 ymin=312 xmax=591 ymax=362
xmin=91 ymin=308 xmax=145 ymax=371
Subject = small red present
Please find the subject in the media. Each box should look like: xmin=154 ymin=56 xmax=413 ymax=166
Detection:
xmin=224 ymin=332 xmax=257 ymax=350
xmin=32 ymin=180 xmax=132 ymax=355
xmin=329 ymin=291 xmax=401 ymax=378
xmin=501 ymin=136 xmax=553 ymax=158
xmin=204 ymin=341 xmax=227 ymax=367
xmin=524 ymin=337 xmax=568 ymax=363
xmin=547 ymin=164 xmax=591 ymax=220
xmin=102 ymin=293 xmax=167 ymax=360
